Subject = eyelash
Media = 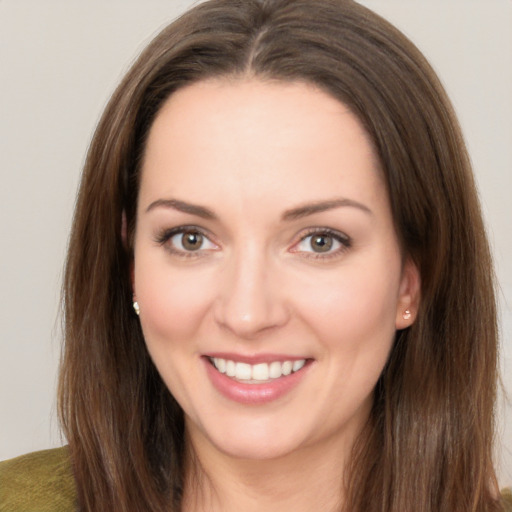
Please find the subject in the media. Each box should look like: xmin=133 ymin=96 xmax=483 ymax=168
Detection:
xmin=154 ymin=226 xmax=217 ymax=258
xmin=154 ymin=226 xmax=352 ymax=260
xmin=291 ymin=228 xmax=352 ymax=260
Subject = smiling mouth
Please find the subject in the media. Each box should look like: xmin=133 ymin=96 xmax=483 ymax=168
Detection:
xmin=208 ymin=357 xmax=308 ymax=383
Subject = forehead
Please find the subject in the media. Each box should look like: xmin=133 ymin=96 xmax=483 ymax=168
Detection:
xmin=139 ymin=78 xmax=385 ymax=214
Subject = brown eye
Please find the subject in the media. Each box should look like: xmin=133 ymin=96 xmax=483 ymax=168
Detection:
xmin=293 ymin=229 xmax=350 ymax=258
xmin=181 ymin=231 xmax=203 ymax=251
xmin=310 ymin=234 xmax=333 ymax=253
xmin=162 ymin=228 xmax=217 ymax=255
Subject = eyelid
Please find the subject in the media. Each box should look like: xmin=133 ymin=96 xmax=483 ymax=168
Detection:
xmin=154 ymin=225 xmax=350 ymax=259
xmin=289 ymin=227 xmax=352 ymax=258
xmin=154 ymin=225 xmax=219 ymax=256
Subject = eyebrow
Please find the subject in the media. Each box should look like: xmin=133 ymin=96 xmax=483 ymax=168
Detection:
xmin=282 ymin=198 xmax=373 ymax=221
xmin=145 ymin=198 xmax=217 ymax=219
xmin=145 ymin=197 xmax=372 ymax=221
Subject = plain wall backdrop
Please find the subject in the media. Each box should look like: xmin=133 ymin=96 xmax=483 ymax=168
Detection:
xmin=1 ymin=0 xmax=511 ymax=485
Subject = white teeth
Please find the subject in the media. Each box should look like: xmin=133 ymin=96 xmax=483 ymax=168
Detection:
xmin=214 ymin=358 xmax=226 ymax=373
xmin=269 ymin=361 xmax=282 ymax=379
xmin=252 ymin=363 xmax=269 ymax=381
xmin=226 ymin=360 xmax=236 ymax=377
xmin=292 ymin=359 xmax=306 ymax=372
xmin=282 ymin=360 xmax=293 ymax=376
xmin=235 ymin=362 xmax=252 ymax=380
xmin=210 ymin=358 xmax=307 ymax=381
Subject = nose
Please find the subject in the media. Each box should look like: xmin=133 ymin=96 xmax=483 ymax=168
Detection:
xmin=213 ymin=248 xmax=290 ymax=339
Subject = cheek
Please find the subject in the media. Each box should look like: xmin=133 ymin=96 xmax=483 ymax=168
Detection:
xmin=134 ymin=260 xmax=215 ymax=344
xmin=291 ymin=258 xmax=401 ymax=355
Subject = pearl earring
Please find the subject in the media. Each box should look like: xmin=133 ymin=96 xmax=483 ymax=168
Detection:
xmin=403 ymin=309 xmax=411 ymax=320
xmin=133 ymin=301 xmax=140 ymax=316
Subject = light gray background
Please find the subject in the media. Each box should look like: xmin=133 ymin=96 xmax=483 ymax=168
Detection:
xmin=1 ymin=0 xmax=511 ymax=486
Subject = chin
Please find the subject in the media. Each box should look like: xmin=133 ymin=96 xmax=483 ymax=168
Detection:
xmin=213 ymin=435 xmax=302 ymax=461
xmin=188 ymin=413 xmax=312 ymax=461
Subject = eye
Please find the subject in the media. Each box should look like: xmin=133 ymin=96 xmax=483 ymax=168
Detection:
xmin=292 ymin=229 xmax=351 ymax=257
xmin=171 ymin=231 xmax=209 ymax=251
xmin=156 ymin=226 xmax=218 ymax=255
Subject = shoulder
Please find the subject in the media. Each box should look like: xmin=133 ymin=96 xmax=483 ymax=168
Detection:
xmin=503 ymin=488 xmax=512 ymax=512
xmin=0 ymin=447 xmax=76 ymax=512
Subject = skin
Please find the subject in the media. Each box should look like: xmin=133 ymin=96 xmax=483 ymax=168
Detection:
xmin=133 ymin=79 xmax=420 ymax=511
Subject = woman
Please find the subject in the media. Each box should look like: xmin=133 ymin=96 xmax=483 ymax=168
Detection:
xmin=1 ymin=0 xmax=510 ymax=511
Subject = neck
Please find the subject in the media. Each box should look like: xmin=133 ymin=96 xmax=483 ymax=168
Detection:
xmin=181 ymin=429 xmax=356 ymax=512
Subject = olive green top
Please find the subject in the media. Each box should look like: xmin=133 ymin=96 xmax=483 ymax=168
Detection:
xmin=1 ymin=447 xmax=512 ymax=511
xmin=0 ymin=447 xmax=75 ymax=512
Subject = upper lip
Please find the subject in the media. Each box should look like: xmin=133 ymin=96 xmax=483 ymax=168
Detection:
xmin=203 ymin=352 xmax=310 ymax=365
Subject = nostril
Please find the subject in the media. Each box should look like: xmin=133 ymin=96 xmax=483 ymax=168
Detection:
xmin=212 ymin=265 xmax=290 ymax=337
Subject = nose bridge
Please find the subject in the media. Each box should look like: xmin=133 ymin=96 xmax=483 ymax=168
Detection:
xmin=214 ymin=240 xmax=288 ymax=337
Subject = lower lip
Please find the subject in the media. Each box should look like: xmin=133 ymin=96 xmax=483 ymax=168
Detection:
xmin=203 ymin=358 xmax=311 ymax=405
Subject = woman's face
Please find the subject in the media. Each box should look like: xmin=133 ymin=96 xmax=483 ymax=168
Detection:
xmin=133 ymin=79 xmax=419 ymax=461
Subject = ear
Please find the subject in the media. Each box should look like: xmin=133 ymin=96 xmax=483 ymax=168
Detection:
xmin=395 ymin=258 xmax=421 ymax=330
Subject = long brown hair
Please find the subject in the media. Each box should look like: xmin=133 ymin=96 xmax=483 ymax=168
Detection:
xmin=58 ymin=1 xmax=502 ymax=510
